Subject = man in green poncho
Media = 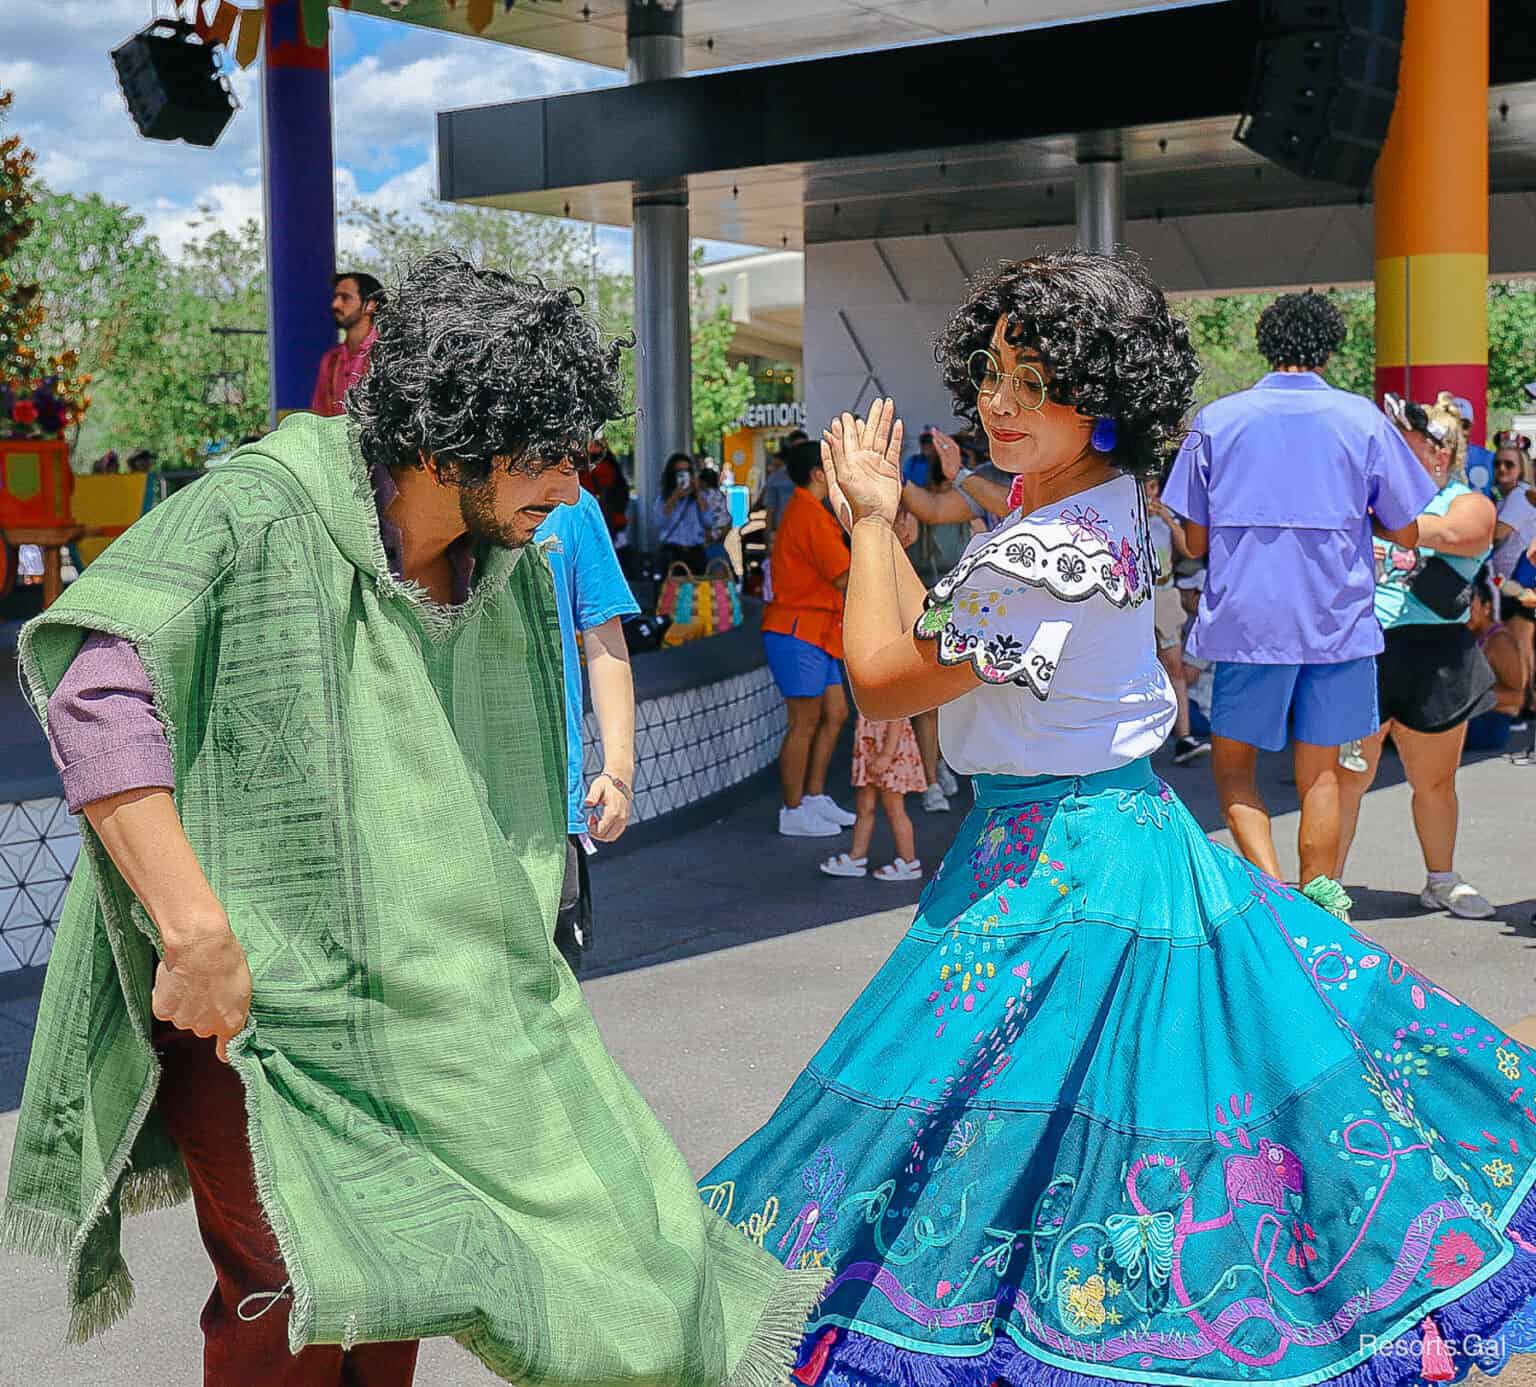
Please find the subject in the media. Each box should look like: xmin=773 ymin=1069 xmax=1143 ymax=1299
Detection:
xmin=2 ymin=251 xmax=822 ymax=1387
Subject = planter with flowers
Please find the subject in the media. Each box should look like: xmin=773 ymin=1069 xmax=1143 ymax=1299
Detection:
xmin=0 ymin=89 xmax=94 ymax=604
xmin=0 ymin=358 xmax=92 ymax=529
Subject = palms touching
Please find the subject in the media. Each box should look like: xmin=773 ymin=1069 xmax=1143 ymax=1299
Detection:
xmin=822 ymin=399 xmax=904 ymax=532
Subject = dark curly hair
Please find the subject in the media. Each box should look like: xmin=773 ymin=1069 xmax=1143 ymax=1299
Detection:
xmin=349 ymin=250 xmax=630 ymax=485
xmin=934 ymin=250 xmax=1199 ymax=476
xmin=1255 ymin=290 xmax=1346 ymax=369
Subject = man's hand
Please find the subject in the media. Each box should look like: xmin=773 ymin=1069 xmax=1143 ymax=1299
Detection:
xmin=585 ymin=771 xmax=633 ymax=842
xmin=893 ymin=509 xmax=920 ymax=548
xmin=154 ymin=910 xmax=252 ymax=1062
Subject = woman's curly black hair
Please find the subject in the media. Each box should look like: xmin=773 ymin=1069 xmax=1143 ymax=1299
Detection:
xmin=349 ymin=250 xmax=631 ymax=485
xmin=935 ymin=250 xmax=1200 ymax=477
xmin=1255 ymin=290 xmax=1346 ymax=370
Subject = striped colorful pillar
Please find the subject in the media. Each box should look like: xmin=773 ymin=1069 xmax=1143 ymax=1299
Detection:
xmin=262 ymin=0 xmax=336 ymax=423
xmin=1374 ymin=0 xmax=1489 ymax=440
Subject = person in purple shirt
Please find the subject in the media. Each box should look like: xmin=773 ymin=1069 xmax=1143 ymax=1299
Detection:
xmin=1164 ymin=291 xmax=1475 ymax=922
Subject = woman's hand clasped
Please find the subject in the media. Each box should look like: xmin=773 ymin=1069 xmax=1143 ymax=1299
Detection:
xmin=822 ymin=399 xmax=905 ymax=533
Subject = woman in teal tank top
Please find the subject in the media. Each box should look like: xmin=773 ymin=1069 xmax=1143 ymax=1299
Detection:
xmin=1336 ymin=393 xmax=1498 ymax=919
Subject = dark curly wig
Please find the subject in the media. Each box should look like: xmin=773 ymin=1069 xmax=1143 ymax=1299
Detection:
xmin=1255 ymin=290 xmax=1346 ymax=369
xmin=935 ymin=251 xmax=1199 ymax=477
xmin=349 ymin=250 xmax=631 ymax=485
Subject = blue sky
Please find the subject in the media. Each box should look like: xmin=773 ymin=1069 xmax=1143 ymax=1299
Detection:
xmin=0 ymin=2 xmax=761 ymax=265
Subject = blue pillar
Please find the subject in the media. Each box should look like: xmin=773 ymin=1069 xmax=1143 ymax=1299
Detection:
xmin=262 ymin=0 xmax=335 ymax=422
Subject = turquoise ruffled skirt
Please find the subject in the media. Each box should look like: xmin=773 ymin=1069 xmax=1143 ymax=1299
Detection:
xmin=701 ymin=761 xmax=1536 ymax=1386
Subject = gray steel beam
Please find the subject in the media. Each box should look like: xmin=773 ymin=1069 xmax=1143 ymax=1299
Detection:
xmin=628 ymin=0 xmax=692 ymax=554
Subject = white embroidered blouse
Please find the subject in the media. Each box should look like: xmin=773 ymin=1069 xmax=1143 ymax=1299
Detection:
xmin=919 ymin=473 xmax=1177 ymax=777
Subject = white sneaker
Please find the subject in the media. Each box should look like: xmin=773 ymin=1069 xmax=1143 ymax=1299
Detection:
xmin=819 ymin=853 xmax=868 ymax=878
xmin=803 ymin=793 xmax=857 ymax=827
xmin=779 ymin=803 xmax=842 ymax=838
xmin=1420 ymin=874 xmax=1495 ymax=920
xmin=936 ymin=762 xmax=960 ymax=797
xmin=874 ymin=858 xmax=923 ymax=882
xmin=922 ymin=784 xmax=951 ymax=814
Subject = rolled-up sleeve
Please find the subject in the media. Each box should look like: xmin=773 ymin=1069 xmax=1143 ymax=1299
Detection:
xmin=1163 ymin=415 xmax=1211 ymax=527
xmin=46 ymin=632 xmax=175 ymax=814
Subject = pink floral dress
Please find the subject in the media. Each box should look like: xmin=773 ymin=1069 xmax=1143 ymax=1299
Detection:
xmin=851 ymin=715 xmax=928 ymax=794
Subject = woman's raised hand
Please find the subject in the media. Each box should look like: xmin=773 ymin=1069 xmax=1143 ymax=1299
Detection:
xmin=822 ymin=398 xmax=904 ymax=532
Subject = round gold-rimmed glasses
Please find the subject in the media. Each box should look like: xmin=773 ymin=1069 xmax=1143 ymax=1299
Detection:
xmin=966 ymin=350 xmax=1047 ymax=410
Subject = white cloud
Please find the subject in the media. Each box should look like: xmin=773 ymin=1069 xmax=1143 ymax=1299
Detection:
xmin=144 ymin=179 xmax=267 ymax=258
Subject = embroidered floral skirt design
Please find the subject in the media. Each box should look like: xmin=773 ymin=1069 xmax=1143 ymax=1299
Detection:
xmin=699 ymin=761 xmax=1536 ymax=1387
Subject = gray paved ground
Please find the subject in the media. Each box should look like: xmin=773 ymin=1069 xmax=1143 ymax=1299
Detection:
xmin=3 ymin=741 xmax=1535 ymax=1385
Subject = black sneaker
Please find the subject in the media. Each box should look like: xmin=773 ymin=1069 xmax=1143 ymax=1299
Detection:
xmin=1172 ymin=735 xmax=1210 ymax=765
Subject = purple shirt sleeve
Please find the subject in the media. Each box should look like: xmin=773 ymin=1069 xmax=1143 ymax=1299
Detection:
xmin=46 ymin=632 xmax=175 ymax=814
xmin=1162 ymin=415 xmax=1210 ymax=526
xmin=1367 ymin=419 xmax=1440 ymax=530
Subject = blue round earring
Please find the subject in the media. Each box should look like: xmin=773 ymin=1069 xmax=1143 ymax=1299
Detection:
xmin=1091 ymin=417 xmax=1119 ymax=454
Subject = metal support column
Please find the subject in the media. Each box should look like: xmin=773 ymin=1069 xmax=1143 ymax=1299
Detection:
xmin=629 ymin=0 xmax=690 ymax=553
xmin=262 ymin=0 xmax=336 ymax=424
xmin=1074 ymin=130 xmax=1124 ymax=257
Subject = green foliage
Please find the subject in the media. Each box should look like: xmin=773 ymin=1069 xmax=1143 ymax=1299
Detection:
xmin=122 ymin=217 xmax=271 ymax=464
xmin=1488 ymin=280 xmax=1536 ymax=431
xmin=688 ymin=303 xmax=755 ymax=458
xmin=1181 ymin=281 xmax=1536 ymax=434
xmin=17 ymin=197 xmax=270 ymax=465
xmin=0 ymin=90 xmax=42 ymax=379
xmin=1178 ymin=287 xmax=1375 ymax=407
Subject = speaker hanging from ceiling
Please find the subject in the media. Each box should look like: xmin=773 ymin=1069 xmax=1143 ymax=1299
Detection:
xmin=1235 ymin=0 xmax=1406 ymax=187
xmin=111 ymin=18 xmax=239 ymax=149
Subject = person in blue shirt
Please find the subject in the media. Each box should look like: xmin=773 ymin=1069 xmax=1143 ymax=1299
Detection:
xmin=536 ymin=487 xmax=640 ymax=973
xmin=901 ymin=429 xmax=940 ymax=487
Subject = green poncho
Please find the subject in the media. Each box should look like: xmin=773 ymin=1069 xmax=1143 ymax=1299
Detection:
xmin=2 ymin=414 xmax=823 ymax=1383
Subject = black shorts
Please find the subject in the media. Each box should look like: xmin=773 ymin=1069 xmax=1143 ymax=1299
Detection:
xmin=554 ymin=834 xmax=593 ymax=975
xmin=1375 ymin=623 xmax=1496 ymax=734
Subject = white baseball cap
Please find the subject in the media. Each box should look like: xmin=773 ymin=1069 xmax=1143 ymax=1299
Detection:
xmin=1452 ymin=395 xmax=1475 ymax=423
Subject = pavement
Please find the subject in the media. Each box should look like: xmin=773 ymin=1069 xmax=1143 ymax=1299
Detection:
xmin=3 ymin=740 xmax=1536 ymax=1385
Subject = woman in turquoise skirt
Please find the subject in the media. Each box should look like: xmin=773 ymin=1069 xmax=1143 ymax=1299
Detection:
xmin=699 ymin=252 xmax=1536 ymax=1387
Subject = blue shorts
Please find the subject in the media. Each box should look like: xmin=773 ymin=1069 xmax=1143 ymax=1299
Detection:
xmin=1210 ymin=658 xmax=1379 ymax=752
xmin=764 ymin=631 xmax=844 ymax=700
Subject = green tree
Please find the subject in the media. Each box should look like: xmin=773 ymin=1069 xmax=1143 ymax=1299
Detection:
xmin=689 ymin=305 xmax=754 ymax=457
xmin=0 ymin=90 xmax=42 ymax=390
xmin=342 ymin=200 xmax=634 ymax=332
xmin=12 ymin=190 xmax=170 ymax=459
xmin=1489 ymin=279 xmax=1536 ymax=431
xmin=127 ymin=215 xmax=271 ymax=464
xmin=1179 ymin=287 xmax=1374 ymax=408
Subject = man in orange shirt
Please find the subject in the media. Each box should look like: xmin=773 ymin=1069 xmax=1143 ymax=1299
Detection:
xmin=763 ymin=441 xmax=858 ymax=837
xmin=310 ymin=271 xmax=382 ymax=417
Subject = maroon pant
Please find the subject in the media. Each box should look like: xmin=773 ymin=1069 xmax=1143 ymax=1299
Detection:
xmin=154 ymin=1022 xmax=420 ymax=1387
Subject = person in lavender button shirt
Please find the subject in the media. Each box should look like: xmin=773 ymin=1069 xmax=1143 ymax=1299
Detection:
xmin=1163 ymin=291 xmax=1480 ymax=922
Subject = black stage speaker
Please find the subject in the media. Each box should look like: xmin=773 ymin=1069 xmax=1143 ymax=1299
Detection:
xmin=111 ymin=19 xmax=238 ymax=148
xmin=1235 ymin=0 xmax=1405 ymax=187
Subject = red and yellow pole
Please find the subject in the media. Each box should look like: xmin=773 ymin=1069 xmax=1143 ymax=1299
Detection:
xmin=1374 ymin=0 xmax=1488 ymax=439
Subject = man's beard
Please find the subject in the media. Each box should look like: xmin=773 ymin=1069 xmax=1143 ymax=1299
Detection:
xmin=335 ymin=309 xmax=362 ymax=331
xmin=459 ymin=482 xmax=525 ymax=549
